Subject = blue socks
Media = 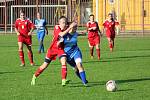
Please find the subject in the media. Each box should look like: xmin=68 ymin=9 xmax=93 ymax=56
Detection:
xmin=79 ymin=71 xmax=87 ymax=84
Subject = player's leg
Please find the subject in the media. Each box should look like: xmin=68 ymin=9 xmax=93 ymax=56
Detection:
xmin=74 ymin=50 xmax=88 ymax=85
xmin=18 ymin=42 xmax=25 ymax=66
xmin=107 ymin=37 xmax=113 ymax=52
xmin=88 ymin=41 xmax=94 ymax=59
xmin=26 ymin=44 xmax=34 ymax=66
xmin=95 ymin=36 xmax=101 ymax=60
xmin=40 ymin=31 xmax=45 ymax=53
xmin=31 ymin=57 xmax=51 ymax=85
xmin=75 ymin=58 xmax=88 ymax=86
xmin=59 ymin=56 xmax=68 ymax=86
xmin=96 ymin=43 xmax=100 ymax=60
xmin=112 ymin=37 xmax=115 ymax=49
xmin=67 ymin=58 xmax=81 ymax=79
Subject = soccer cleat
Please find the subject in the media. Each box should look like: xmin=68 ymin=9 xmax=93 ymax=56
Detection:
xmin=110 ymin=48 xmax=113 ymax=52
xmin=30 ymin=63 xmax=35 ymax=66
xmin=31 ymin=75 xmax=36 ymax=86
xmin=65 ymin=79 xmax=71 ymax=84
xmin=83 ymin=83 xmax=88 ymax=87
xmin=20 ymin=63 xmax=25 ymax=67
xmin=90 ymin=56 xmax=94 ymax=59
xmin=62 ymin=79 xmax=66 ymax=86
xmin=38 ymin=51 xmax=41 ymax=54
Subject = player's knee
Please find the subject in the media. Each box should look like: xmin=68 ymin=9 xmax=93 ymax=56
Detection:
xmin=75 ymin=58 xmax=82 ymax=66
xmin=44 ymin=57 xmax=51 ymax=63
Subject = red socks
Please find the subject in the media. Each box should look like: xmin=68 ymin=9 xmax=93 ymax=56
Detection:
xmin=19 ymin=51 xmax=25 ymax=64
xmin=35 ymin=67 xmax=45 ymax=77
xmin=96 ymin=49 xmax=100 ymax=60
xmin=61 ymin=65 xmax=67 ymax=80
xmin=109 ymin=43 xmax=113 ymax=49
xmin=28 ymin=51 xmax=34 ymax=64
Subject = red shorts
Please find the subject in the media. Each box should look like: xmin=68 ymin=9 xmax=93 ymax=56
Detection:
xmin=88 ymin=35 xmax=100 ymax=46
xmin=106 ymin=32 xmax=115 ymax=39
xmin=18 ymin=35 xmax=32 ymax=45
xmin=46 ymin=47 xmax=66 ymax=60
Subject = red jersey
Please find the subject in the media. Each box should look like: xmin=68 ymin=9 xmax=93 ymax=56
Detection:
xmin=87 ymin=21 xmax=99 ymax=38
xmin=46 ymin=25 xmax=66 ymax=60
xmin=103 ymin=20 xmax=119 ymax=35
xmin=15 ymin=18 xmax=34 ymax=37
xmin=49 ymin=25 xmax=64 ymax=49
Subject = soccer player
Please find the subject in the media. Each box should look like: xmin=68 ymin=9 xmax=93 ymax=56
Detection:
xmin=87 ymin=14 xmax=101 ymax=60
xmin=63 ymin=25 xmax=88 ymax=86
xmin=15 ymin=11 xmax=35 ymax=66
xmin=103 ymin=13 xmax=119 ymax=52
xmin=31 ymin=16 xmax=77 ymax=86
xmin=35 ymin=12 xmax=48 ymax=53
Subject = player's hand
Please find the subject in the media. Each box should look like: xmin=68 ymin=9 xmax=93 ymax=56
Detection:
xmin=88 ymin=28 xmax=93 ymax=31
xmin=69 ymin=22 xmax=77 ymax=28
xmin=28 ymin=32 xmax=32 ymax=36
xmin=17 ymin=32 xmax=20 ymax=35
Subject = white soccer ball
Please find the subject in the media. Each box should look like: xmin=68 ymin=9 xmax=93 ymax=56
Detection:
xmin=106 ymin=80 xmax=117 ymax=92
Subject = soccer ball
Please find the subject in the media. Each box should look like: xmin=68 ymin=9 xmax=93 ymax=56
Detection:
xmin=106 ymin=80 xmax=117 ymax=92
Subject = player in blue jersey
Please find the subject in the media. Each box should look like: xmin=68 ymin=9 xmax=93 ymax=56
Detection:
xmin=62 ymin=25 xmax=88 ymax=86
xmin=35 ymin=12 xmax=48 ymax=53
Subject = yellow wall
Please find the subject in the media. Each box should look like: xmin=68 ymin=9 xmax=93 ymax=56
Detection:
xmin=93 ymin=0 xmax=150 ymax=31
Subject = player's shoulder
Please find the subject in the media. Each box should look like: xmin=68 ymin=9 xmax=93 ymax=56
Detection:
xmin=54 ymin=25 xmax=60 ymax=30
xmin=16 ymin=18 xmax=21 ymax=21
xmin=26 ymin=18 xmax=32 ymax=23
xmin=103 ymin=19 xmax=108 ymax=23
xmin=87 ymin=21 xmax=91 ymax=24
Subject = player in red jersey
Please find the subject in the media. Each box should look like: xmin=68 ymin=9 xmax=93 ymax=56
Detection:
xmin=31 ymin=16 xmax=77 ymax=86
xmin=15 ymin=11 xmax=35 ymax=66
xmin=103 ymin=13 xmax=119 ymax=52
xmin=87 ymin=14 xmax=101 ymax=60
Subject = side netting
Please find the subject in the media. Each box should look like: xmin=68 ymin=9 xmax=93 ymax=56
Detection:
xmin=11 ymin=5 xmax=67 ymax=33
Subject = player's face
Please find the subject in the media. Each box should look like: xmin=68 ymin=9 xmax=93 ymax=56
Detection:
xmin=59 ymin=18 xmax=67 ymax=30
xmin=37 ymin=13 xmax=41 ymax=19
xmin=89 ymin=16 xmax=94 ymax=22
xmin=108 ymin=14 xmax=113 ymax=20
xmin=20 ymin=13 xmax=25 ymax=20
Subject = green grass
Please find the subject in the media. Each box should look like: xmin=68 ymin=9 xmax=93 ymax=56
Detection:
xmin=0 ymin=34 xmax=150 ymax=100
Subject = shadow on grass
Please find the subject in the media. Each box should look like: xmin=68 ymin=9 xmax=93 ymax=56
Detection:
xmin=0 ymin=71 xmax=23 ymax=75
xmin=106 ymin=55 xmax=150 ymax=60
xmin=116 ymin=77 xmax=150 ymax=84
xmin=83 ymin=54 xmax=150 ymax=64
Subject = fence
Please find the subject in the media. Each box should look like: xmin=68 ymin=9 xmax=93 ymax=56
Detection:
xmin=0 ymin=0 xmax=150 ymax=35
xmin=0 ymin=0 xmax=91 ymax=33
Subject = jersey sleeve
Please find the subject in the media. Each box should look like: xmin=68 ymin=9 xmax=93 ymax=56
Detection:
xmin=28 ymin=20 xmax=35 ymax=29
xmin=54 ymin=25 xmax=62 ymax=37
xmin=103 ymin=21 xmax=106 ymax=26
xmin=44 ymin=19 xmax=47 ymax=26
xmin=115 ymin=21 xmax=119 ymax=26
xmin=15 ymin=19 xmax=19 ymax=29
xmin=86 ymin=22 xmax=90 ymax=28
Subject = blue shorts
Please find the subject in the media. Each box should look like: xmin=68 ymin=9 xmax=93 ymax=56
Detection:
xmin=66 ymin=49 xmax=82 ymax=67
xmin=37 ymin=30 xmax=45 ymax=41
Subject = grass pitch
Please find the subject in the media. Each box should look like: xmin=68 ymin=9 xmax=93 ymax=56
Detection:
xmin=0 ymin=34 xmax=150 ymax=100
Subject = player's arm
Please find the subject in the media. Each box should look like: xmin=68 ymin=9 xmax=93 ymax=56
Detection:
xmin=45 ymin=26 xmax=48 ymax=35
xmin=28 ymin=20 xmax=35 ymax=36
xmin=14 ymin=20 xmax=20 ymax=35
xmin=115 ymin=21 xmax=120 ymax=34
xmin=86 ymin=22 xmax=92 ymax=31
xmin=59 ymin=22 xmax=77 ymax=37
xmin=15 ymin=28 xmax=20 ymax=35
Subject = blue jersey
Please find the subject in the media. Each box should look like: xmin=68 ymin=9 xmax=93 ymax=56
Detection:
xmin=35 ymin=19 xmax=46 ymax=31
xmin=64 ymin=32 xmax=81 ymax=61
